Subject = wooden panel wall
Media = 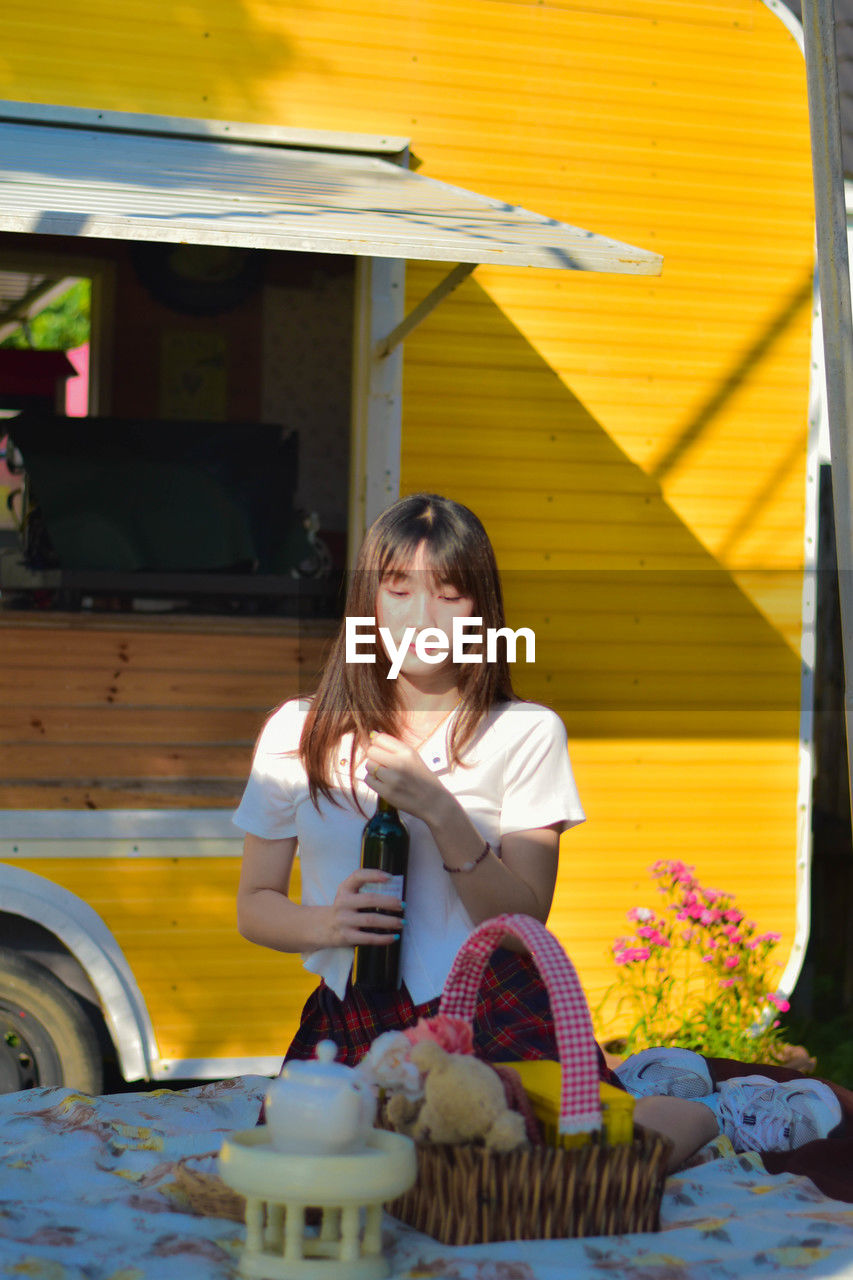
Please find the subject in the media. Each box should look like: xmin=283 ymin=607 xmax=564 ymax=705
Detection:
xmin=0 ymin=616 xmax=332 ymax=809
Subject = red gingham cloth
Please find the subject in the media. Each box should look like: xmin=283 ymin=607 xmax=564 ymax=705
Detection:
xmin=441 ymin=914 xmax=603 ymax=1135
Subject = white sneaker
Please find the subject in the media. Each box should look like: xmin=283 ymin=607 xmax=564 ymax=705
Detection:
xmin=715 ymin=1075 xmax=843 ymax=1153
xmin=615 ymin=1047 xmax=714 ymax=1100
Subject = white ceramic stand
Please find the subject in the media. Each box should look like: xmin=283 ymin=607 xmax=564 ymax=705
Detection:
xmin=218 ymin=1128 xmax=417 ymax=1280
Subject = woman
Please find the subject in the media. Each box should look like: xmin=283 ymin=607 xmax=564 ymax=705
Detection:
xmin=234 ymin=491 xmax=586 ymax=1067
xmin=233 ymin=493 xmax=839 ymax=1169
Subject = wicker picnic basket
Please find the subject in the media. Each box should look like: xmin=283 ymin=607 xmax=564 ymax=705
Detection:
xmin=384 ymin=913 xmax=672 ymax=1245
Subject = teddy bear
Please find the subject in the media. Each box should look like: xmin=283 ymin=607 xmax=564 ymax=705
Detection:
xmin=385 ymin=1039 xmax=528 ymax=1153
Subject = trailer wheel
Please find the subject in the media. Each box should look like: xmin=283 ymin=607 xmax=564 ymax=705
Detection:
xmin=0 ymin=948 xmax=103 ymax=1094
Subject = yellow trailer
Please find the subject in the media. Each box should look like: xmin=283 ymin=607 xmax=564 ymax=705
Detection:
xmin=0 ymin=0 xmax=816 ymax=1087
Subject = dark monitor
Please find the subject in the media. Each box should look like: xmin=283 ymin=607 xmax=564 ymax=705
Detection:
xmin=8 ymin=415 xmax=300 ymax=577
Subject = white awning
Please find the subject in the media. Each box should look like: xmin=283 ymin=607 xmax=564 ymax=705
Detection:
xmin=0 ymin=102 xmax=662 ymax=275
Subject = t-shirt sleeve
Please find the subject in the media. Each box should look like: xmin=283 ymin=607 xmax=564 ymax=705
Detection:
xmin=500 ymin=706 xmax=585 ymax=837
xmin=232 ymin=700 xmax=306 ymax=840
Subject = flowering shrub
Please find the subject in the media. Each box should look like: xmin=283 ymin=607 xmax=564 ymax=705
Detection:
xmin=604 ymin=859 xmax=791 ymax=1062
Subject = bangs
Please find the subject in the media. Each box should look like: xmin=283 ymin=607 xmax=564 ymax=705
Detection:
xmin=352 ymin=492 xmax=504 ymax=623
xmin=378 ymin=533 xmax=474 ymax=598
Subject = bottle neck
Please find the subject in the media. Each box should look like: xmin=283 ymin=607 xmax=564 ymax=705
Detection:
xmin=376 ymin=796 xmax=397 ymax=815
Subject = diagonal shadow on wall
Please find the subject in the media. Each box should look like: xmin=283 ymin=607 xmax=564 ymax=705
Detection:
xmin=403 ymin=275 xmax=808 ymax=742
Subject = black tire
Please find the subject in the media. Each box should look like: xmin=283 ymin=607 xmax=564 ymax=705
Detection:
xmin=0 ymin=947 xmax=103 ymax=1094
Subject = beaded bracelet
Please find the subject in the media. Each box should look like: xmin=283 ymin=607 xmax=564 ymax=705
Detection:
xmin=442 ymin=841 xmax=492 ymax=874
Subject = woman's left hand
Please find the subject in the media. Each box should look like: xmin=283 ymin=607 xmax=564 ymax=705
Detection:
xmin=364 ymin=732 xmax=445 ymax=819
xmin=365 ymin=732 xmax=559 ymax=926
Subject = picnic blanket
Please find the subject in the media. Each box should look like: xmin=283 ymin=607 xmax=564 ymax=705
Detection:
xmin=2 ymin=1075 xmax=853 ymax=1280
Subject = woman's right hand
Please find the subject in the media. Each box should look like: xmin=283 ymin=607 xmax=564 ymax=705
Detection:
xmin=237 ymin=834 xmax=403 ymax=955
xmin=327 ymin=868 xmax=404 ymax=948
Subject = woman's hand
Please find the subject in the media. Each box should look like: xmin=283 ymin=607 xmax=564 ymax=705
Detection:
xmin=363 ymin=732 xmax=446 ymax=819
xmin=363 ymin=735 xmax=560 ymax=929
xmin=237 ymin=833 xmax=402 ymax=954
xmin=327 ymin=866 xmax=404 ymax=948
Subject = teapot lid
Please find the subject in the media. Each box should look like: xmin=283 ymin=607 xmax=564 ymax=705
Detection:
xmin=279 ymin=1039 xmax=357 ymax=1087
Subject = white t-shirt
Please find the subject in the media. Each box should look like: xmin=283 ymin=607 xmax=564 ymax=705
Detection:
xmin=232 ymin=698 xmax=585 ymax=1005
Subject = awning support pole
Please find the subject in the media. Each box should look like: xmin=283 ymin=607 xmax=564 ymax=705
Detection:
xmin=376 ymin=262 xmax=476 ymax=358
xmin=802 ymin=0 xmax=853 ymax=825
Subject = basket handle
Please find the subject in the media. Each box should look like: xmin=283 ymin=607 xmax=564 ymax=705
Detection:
xmin=439 ymin=913 xmax=602 ymax=1135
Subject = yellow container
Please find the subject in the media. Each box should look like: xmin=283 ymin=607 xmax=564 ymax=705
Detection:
xmin=499 ymin=1059 xmax=635 ymax=1149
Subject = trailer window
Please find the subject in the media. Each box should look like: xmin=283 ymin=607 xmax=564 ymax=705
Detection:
xmin=0 ymin=244 xmax=351 ymax=617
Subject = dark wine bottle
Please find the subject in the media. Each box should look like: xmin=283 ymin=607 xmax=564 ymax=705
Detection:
xmin=352 ymin=796 xmax=409 ymax=992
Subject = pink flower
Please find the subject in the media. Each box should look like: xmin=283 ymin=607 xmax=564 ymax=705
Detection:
xmin=615 ymin=946 xmax=651 ymax=965
xmin=653 ymin=859 xmax=695 ymax=884
xmin=724 ymin=909 xmax=743 ymax=924
xmin=636 ymin=926 xmax=670 ymax=946
xmin=719 ymin=977 xmax=739 ymax=988
xmin=628 ymin=907 xmax=655 ymax=923
xmin=723 ymin=955 xmax=739 ymax=969
xmin=766 ymin=993 xmax=790 ymax=1012
xmin=403 ymin=1015 xmax=474 ymax=1055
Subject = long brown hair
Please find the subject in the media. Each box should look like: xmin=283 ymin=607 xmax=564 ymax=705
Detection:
xmin=300 ymin=493 xmax=516 ymax=806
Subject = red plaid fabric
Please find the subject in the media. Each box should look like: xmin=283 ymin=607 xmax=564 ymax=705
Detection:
xmin=284 ymin=979 xmax=427 ymax=1066
xmin=283 ymin=947 xmax=561 ymax=1065
xmin=441 ymin=914 xmax=603 ymax=1135
xmin=281 ymin=943 xmax=617 ymax=1077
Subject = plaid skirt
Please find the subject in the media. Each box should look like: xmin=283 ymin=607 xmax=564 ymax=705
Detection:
xmin=283 ymin=945 xmax=620 ymax=1086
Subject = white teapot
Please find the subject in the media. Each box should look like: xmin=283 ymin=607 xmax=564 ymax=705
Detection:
xmin=264 ymin=1040 xmax=377 ymax=1156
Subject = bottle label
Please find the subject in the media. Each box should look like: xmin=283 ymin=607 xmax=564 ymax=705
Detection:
xmin=360 ymin=875 xmax=405 ymax=901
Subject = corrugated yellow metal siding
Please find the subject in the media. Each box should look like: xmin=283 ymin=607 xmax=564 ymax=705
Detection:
xmin=4 ymin=857 xmax=317 ymax=1060
xmin=396 ymin=1 xmax=812 ymax=1022
xmin=1 ymin=0 xmax=813 ymax=1039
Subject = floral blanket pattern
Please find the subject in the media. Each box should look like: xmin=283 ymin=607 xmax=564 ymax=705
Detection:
xmin=1 ymin=1076 xmax=853 ymax=1280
